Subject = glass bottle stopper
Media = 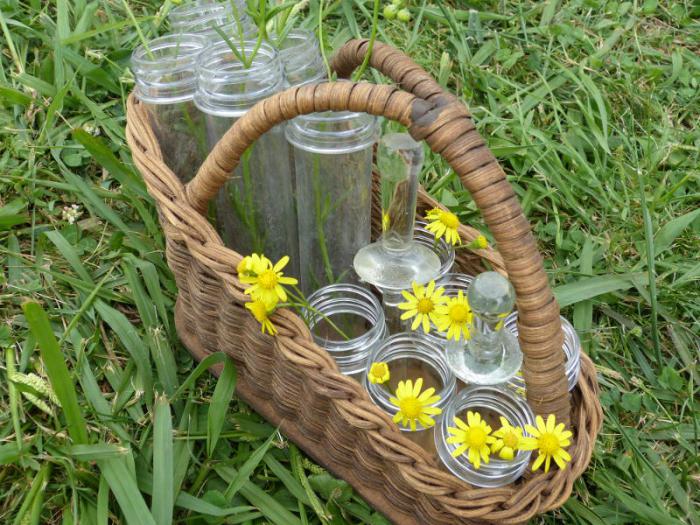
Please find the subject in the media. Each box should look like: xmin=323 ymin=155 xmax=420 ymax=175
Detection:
xmin=446 ymin=271 xmax=523 ymax=385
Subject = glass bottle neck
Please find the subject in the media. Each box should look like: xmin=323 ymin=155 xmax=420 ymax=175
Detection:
xmin=132 ymin=34 xmax=209 ymax=104
xmin=194 ymin=41 xmax=284 ymax=117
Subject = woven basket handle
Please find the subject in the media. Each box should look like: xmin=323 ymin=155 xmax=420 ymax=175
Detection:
xmin=331 ymin=39 xmax=461 ymax=107
xmin=185 ymin=81 xmax=570 ymax=424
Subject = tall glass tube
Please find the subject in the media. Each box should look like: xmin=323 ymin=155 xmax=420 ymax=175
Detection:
xmin=131 ymin=33 xmax=209 ymax=182
xmin=195 ymin=41 xmax=299 ymax=272
xmin=286 ymin=111 xmax=378 ymax=293
xmin=273 ymin=29 xmax=326 ymax=87
xmin=169 ymin=1 xmax=256 ymax=41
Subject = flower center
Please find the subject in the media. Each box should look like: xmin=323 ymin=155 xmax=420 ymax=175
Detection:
xmin=372 ymin=363 xmax=388 ymax=377
xmin=257 ymin=270 xmax=279 ymax=289
xmin=416 ymin=298 xmax=434 ymax=314
xmin=449 ymin=304 xmax=470 ymax=323
xmin=539 ymin=433 xmax=560 ymax=454
xmin=440 ymin=212 xmax=460 ymax=229
xmin=465 ymin=427 xmax=487 ymax=448
xmin=399 ymin=396 xmax=422 ymax=419
xmin=502 ymin=431 xmax=519 ymax=449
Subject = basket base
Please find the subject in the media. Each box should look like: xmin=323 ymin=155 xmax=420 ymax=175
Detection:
xmin=175 ymin=299 xmax=422 ymax=525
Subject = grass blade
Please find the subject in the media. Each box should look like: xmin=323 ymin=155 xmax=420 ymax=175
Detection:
xmin=215 ymin=465 xmax=303 ymax=525
xmin=22 ymin=302 xmax=88 ymax=444
xmin=573 ymin=238 xmax=594 ymax=355
xmin=207 ymin=357 xmax=237 ymax=457
xmin=68 ymin=443 xmax=130 ymax=461
xmin=152 ymin=395 xmax=174 ymax=525
xmin=639 ymin=178 xmax=662 ymax=366
xmin=172 ymin=352 xmax=228 ymax=400
xmin=72 ymin=128 xmax=148 ymax=199
xmin=98 ymin=455 xmax=156 ymax=525
xmin=224 ymin=431 xmax=277 ymax=500
xmin=653 ymin=208 xmax=700 ymax=255
xmin=554 ymin=273 xmax=643 ymax=308
xmin=12 ymin=463 xmax=51 ymax=525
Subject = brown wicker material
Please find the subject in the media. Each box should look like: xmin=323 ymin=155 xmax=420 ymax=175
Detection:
xmin=125 ymin=40 xmax=602 ymax=524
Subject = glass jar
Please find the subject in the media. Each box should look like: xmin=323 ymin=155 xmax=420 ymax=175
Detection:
xmin=303 ymin=284 xmax=387 ymax=379
xmin=435 ymin=385 xmax=534 ymax=487
xmin=131 ymin=33 xmax=209 ymax=182
xmin=503 ymin=313 xmax=582 ymax=394
xmin=287 ymin=111 xmax=378 ymax=294
xmin=169 ymin=1 xmax=256 ymax=41
xmin=195 ymin=41 xmax=299 ymax=273
xmin=364 ymin=333 xmax=456 ymax=455
xmin=273 ymin=29 xmax=326 ymax=87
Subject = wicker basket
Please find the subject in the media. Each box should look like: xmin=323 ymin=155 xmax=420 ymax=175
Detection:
xmin=126 ymin=39 xmax=602 ymax=524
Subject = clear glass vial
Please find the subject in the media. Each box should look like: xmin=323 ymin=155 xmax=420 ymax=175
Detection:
xmin=131 ymin=33 xmax=209 ymax=182
xmin=195 ymin=41 xmax=299 ymax=273
xmin=303 ymin=284 xmax=387 ymax=378
xmin=364 ymin=333 xmax=456 ymax=454
xmin=435 ymin=385 xmax=535 ymax=487
xmin=503 ymin=313 xmax=582 ymax=394
xmin=272 ymin=29 xmax=326 ymax=87
xmin=169 ymin=1 xmax=256 ymax=41
xmin=287 ymin=111 xmax=378 ymax=294
xmin=353 ymin=134 xmax=441 ymax=291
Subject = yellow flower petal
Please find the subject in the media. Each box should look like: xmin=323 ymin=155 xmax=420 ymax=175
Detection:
xmin=546 ymin=414 xmax=556 ymax=433
xmin=452 ymin=443 xmax=469 ymax=458
xmin=553 ymin=451 xmax=568 ymax=470
xmin=535 ymin=415 xmax=546 ymax=433
xmin=411 ymin=316 xmax=422 ymax=331
xmin=499 ymin=447 xmax=514 ymax=460
xmin=532 ymin=452 xmax=546 ymax=472
xmin=273 ymin=255 xmax=289 ymax=272
xmin=413 ymin=378 xmax=423 ymax=396
xmin=525 ymin=424 xmax=540 ymax=438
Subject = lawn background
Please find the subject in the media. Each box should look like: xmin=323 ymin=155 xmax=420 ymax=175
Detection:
xmin=0 ymin=0 xmax=698 ymax=523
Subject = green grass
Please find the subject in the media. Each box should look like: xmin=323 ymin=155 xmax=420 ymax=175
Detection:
xmin=1 ymin=0 xmax=699 ymax=523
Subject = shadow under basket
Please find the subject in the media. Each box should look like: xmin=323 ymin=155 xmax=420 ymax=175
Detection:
xmin=126 ymin=38 xmax=603 ymax=525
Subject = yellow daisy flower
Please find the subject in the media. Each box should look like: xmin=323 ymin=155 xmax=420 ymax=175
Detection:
xmin=237 ymin=253 xmax=271 ymax=278
xmin=491 ymin=416 xmax=524 ymax=460
xmin=446 ymin=411 xmax=496 ymax=469
xmin=467 ymin=234 xmax=488 ymax=250
xmin=425 ymin=208 xmax=461 ymax=245
xmin=389 ymin=378 xmax=442 ymax=431
xmin=368 ymin=362 xmax=390 ymax=384
xmin=245 ymin=299 xmax=277 ymax=336
xmin=434 ymin=290 xmax=473 ymax=341
xmin=397 ymin=280 xmax=447 ymax=334
xmin=240 ymin=255 xmax=298 ymax=309
xmin=519 ymin=414 xmax=573 ymax=473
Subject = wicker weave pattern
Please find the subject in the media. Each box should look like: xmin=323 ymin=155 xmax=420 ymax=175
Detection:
xmin=125 ymin=41 xmax=602 ymax=524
